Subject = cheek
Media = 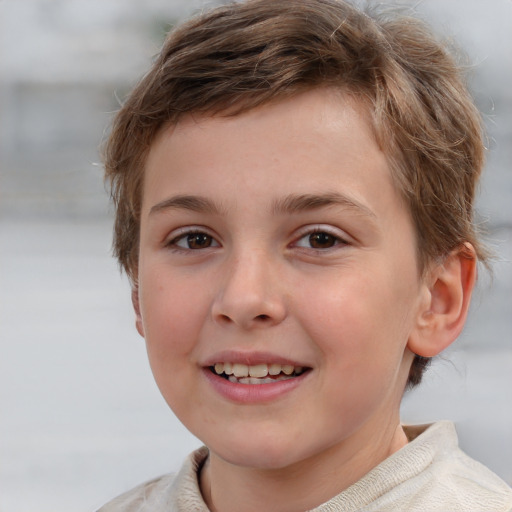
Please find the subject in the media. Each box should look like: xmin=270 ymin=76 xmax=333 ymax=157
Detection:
xmin=300 ymin=270 xmax=414 ymax=375
xmin=140 ymin=271 xmax=211 ymax=369
xmin=302 ymin=288 xmax=410 ymax=429
xmin=140 ymin=278 xmax=208 ymax=416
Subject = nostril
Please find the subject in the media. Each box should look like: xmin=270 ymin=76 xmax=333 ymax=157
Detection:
xmin=218 ymin=314 xmax=233 ymax=323
xmin=255 ymin=314 xmax=270 ymax=321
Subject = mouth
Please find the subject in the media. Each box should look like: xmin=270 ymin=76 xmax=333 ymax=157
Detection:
xmin=209 ymin=362 xmax=310 ymax=385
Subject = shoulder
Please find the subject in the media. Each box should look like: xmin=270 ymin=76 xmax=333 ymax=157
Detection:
xmin=96 ymin=473 xmax=176 ymax=512
xmin=315 ymin=422 xmax=512 ymax=512
xmin=383 ymin=421 xmax=512 ymax=511
xmin=96 ymin=446 xmax=209 ymax=512
xmin=422 ymin=423 xmax=512 ymax=511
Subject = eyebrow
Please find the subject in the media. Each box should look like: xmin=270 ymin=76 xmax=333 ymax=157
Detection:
xmin=149 ymin=195 xmax=225 ymax=216
xmin=271 ymin=193 xmax=376 ymax=218
xmin=149 ymin=192 xmax=376 ymax=219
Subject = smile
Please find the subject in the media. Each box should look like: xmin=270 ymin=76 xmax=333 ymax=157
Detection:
xmin=210 ymin=362 xmax=308 ymax=384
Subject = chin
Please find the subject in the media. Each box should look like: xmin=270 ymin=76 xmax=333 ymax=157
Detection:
xmin=205 ymin=427 xmax=320 ymax=471
xmin=219 ymin=445 xmax=299 ymax=470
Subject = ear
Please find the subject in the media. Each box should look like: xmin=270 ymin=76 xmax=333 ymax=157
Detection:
xmin=408 ymin=244 xmax=477 ymax=358
xmin=131 ymin=287 xmax=145 ymax=338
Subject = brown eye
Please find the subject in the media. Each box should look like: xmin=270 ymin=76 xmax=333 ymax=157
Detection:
xmin=186 ymin=233 xmax=214 ymax=249
xmin=308 ymin=232 xmax=337 ymax=249
xmin=171 ymin=231 xmax=219 ymax=250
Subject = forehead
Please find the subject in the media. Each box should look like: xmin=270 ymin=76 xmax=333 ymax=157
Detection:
xmin=141 ymin=88 xmax=403 ymax=224
xmin=147 ymin=90 xmax=383 ymax=182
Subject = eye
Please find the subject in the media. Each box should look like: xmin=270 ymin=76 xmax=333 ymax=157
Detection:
xmin=294 ymin=230 xmax=346 ymax=250
xmin=169 ymin=231 xmax=220 ymax=250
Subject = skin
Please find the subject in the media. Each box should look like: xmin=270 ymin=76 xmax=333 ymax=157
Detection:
xmin=133 ymin=89 xmax=476 ymax=512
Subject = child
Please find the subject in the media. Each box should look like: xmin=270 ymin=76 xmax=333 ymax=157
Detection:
xmin=99 ymin=0 xmax=512 ymax=510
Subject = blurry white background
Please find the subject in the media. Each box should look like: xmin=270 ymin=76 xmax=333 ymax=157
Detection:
xmin=0 ymin=1 xmax=511 ymax=511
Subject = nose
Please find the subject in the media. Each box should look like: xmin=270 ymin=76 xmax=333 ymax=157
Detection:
xmin=211 ymin=250 xmax=287 ymax=330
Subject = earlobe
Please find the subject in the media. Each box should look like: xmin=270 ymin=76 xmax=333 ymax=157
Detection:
xmin=408 ymin=244 xmax=477 ymax=358
xmin=131 ymin=287 xmax=145 ymax=338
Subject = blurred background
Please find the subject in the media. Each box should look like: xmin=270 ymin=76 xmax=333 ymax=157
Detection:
xmin=0 ymin=0 xmax=510 ymax=510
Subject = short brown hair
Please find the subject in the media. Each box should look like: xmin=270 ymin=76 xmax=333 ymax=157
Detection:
xmin=103 ymin=0 xmax=487 ymax=388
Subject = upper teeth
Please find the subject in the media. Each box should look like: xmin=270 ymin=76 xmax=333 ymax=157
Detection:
xmin=213 ymin=362 xmax=304 ymax=378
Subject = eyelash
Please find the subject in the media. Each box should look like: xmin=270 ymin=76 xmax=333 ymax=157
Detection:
xmin=166 ymin=228 xmax=219 ymax=251
xmin=165 ymin=226 xmax=349 ymax=252
xmin=293 ymin=227 xmax=348 ymax=251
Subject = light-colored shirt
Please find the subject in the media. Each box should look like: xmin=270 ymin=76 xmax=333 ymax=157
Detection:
xmin=98 ymin=421 xmax=512 ymax=511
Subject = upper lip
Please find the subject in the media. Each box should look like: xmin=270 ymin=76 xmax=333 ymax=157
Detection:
xmin=201 ymin=350 xmax=310 ymax=368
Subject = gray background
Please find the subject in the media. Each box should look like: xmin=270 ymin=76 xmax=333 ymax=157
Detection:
xmin=0 ymin=1 xmax=511 ymax=510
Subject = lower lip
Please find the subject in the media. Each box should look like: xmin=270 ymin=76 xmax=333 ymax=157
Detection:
xmin=202 ymin=368 xmax=310 ymax=404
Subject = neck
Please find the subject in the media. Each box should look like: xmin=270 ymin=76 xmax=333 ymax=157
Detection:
xmin=199 ymin=419 xmax=408 ymax=512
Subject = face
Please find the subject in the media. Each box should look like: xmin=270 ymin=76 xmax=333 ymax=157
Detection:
xmin=136 ymin=89 xmax=428 ymax=471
